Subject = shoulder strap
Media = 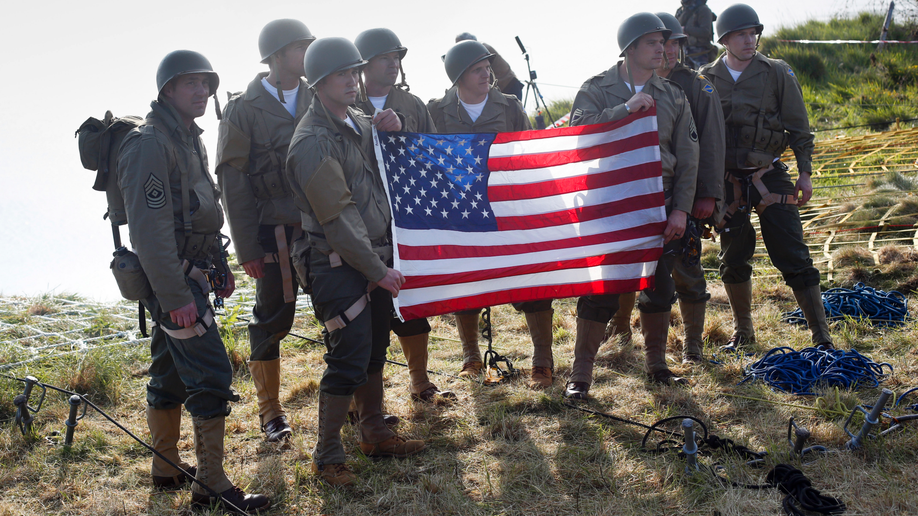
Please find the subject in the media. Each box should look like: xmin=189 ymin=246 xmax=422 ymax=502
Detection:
xmin=146 ymin=119 xmax=193 ymax=237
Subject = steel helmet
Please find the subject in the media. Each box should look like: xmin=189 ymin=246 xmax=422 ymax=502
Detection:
xmin=355 ymin=28 xmax=407 ymax=61
xmin=655 ymin=12 xmax=687 ymax=41
xmin=455 ymin=32 xmax=477 ymax=43
xmin=716 ymin=4 xmax=764 ymax=43
xmin=444 ymin=40 xmax=493 ymax=85
xmin=258 ymin=19 xmax=316 ymax=63
xmin=617 ymin=12 xmax=671 ymax=57
xmin=155 ymin=50 xmax=219 ymax=96
xmin=303 ymin=37 xmax=367 ymax=87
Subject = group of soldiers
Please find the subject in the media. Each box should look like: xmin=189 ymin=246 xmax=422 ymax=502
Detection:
xmin=115 ymin=2 xmax=833 ymax=511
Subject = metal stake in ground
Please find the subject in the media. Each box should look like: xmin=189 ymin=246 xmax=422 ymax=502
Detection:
xmin=844 ymin=388 xmax=893 ymax=449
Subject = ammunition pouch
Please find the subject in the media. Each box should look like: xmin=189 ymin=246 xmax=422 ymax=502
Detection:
xmin=725 ymin=124 xmax=789 ymax=159
xmin=248 ymin=166 xmax=291 ymax=200
xmin=177 ymin=232 xmax=219 ymax=262
xmin=110 ymin=248 xmax=153 ymax=301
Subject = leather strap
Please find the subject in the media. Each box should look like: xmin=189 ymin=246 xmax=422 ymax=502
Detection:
xmin=154 ymin=307 xmax=216 ymax=339
xmin=324 ymin=292 xmax=370 ymax=332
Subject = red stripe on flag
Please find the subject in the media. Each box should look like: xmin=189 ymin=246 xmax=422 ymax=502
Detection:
xmin=398 ymin=277 xmax=655 ymax=320
xmin=488 ymin=163 xmax=661 ymax=202
xmin=488 ymin=132 xmax=659 ymax=172
xmin=495 ymin=192 xmax=665 ymax=231
xmin=401 ymin=248 xmax=663 ymax=290
xmin=491 ymin=108 xmax=657 ymax=144
xmin=398 ymin=222 xmax=666 ymax=260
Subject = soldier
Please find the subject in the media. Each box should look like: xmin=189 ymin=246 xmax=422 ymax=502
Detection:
xmin=676 ymin=0 xmax=718 ymax=68
xmin=118 ymin=50 xmax=269 ymax=512
xmin=564 ymin=13 xmax=700 ymax=399
xmin=215 ymin=18 xmax=315 ymax=443
xmin=455 ymin=32 xmax=524 ymax=101
xmin=286 ymin=37 xmax=426 ymax=486
xmin=606 ymin=13 xmax=725 ymax=364
xmin=700 ymin=4 xmax=833 ymax=351
xmin=427 ymin=40 xmax=555 ymax=391
xmin=353 ymin=28 xmax=452 ymax=403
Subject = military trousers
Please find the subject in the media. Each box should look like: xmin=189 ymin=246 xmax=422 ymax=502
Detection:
xmin=578 ymin=234 xmax=681 ymax=321
xmin=673 ymin=245 xmax=710 ymax=305
xmin=718 ymin=166 xmax=820 ymax=290
xmin=249 ymin=224 xmax=298 ymax=361
xmin=309 ymin=251 xmax=392 ymax=397
xmin=144 ymin=275 xmax=238 ymax=418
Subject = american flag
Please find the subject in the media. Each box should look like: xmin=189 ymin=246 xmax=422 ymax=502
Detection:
xmin=372 ymin=107 xmax=667 ymax=321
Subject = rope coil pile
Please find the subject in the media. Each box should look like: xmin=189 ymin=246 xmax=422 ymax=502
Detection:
xmin=741 ymin=347 xmax=893 ymax=395
xmin=783 ymin=283 xmax=909 ymax=327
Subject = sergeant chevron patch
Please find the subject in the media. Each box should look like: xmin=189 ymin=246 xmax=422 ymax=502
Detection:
xmin=144 ymin=174 xmax=166 ymax=209
xmin=689 ymin=119 xmax=698 ymax=142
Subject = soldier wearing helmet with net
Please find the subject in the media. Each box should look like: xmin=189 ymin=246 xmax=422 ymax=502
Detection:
xmin=215 ymin=18 xmax=316 ymax=444
xmin=285 ymin=37 xmax=426 ymax=487
xmin=700 ymin=4 xmax=833 ymax=353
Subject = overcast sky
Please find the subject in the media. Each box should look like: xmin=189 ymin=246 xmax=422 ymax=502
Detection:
xmin=0 ymin=0 xmax=880 ymax=301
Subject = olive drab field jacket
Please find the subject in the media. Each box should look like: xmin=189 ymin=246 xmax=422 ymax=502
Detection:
xmin=667 ymin=62 xmax=726 ymax=223
xmin=570 ymin=62 xmax=700 ymax=214
xmin=285 ymin=98 xmax=391 ymax=283
xmin=215 ymin=74 xmax=312 ymax=264
xmin=427 ymin=86 xmax=531 ymax=134
xmin=118 ymin=100 xmax=224 ymax=312
xmin=355 ymin=86 xmax=437 ymax=133
xmin=700 ymin=53 xmax=814 ymax=174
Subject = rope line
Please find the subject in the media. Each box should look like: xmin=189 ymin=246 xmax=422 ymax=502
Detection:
xmin=783 ymin=283 xmax=909 ymax=327
xmin=741 ymin=347 xmax=893 ymax=395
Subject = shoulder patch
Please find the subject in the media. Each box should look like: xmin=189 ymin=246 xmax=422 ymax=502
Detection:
xmin=571 ymin=108 xmax=584 ymax=125
xmin=787 ymin=68 xmax=795 ymax=77
xmin=144 ymin=174 xmax=166 ymax=209
xmin=702 ymin=83 xmax=715 ymax=94
xmin=689 ymin=119 xmax=698 ymax=142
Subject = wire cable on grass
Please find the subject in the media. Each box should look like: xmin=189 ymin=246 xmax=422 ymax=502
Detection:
xmin=0 ymin=372 xmax=247 ymax=514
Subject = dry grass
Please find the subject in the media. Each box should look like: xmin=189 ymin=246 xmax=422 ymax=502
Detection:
xmin=2 ymin=286 xmax=918 ymax=516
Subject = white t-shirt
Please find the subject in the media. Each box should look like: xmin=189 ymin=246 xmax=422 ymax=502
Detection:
xmin=367 ymin=95 xmax=388 ymax=112
xmin=261 ymin=77 xmax=299 ymax=117
xmin=622 ymin=82 xmax=645 ymax=94
xmin=459 ymin=97 xmax=488 ymax=123
xmin=724 ymin=64 xmax=743 ymax=82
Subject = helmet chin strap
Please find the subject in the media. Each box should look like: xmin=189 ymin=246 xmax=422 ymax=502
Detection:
xmin=725 ymin=33 xmax=760 ymax=62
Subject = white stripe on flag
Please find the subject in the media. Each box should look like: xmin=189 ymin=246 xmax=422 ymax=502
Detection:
xmin=488 ymin=116 xmax=659 ymax=158
xmin=491 ymin=176 xmax=663 ymax=217
xmin=399 ymin=235 xmax=662 ymax=276
xmin=400 ymin=262 xmax=660 ymax=307
xmin=395 ymin=207 xmax=667 ymax=247
xmin=488 ymin=146 xmax=662 ymax=185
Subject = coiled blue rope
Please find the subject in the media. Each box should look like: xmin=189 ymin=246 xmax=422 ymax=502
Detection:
xmin=783 ymin=282 xmax=909 ymax=327
xmin=740 ymin=347 xmax=893 ymax=395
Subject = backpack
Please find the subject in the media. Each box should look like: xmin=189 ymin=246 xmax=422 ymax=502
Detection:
xmin=75 ymin=110 xmax=144 ymax=249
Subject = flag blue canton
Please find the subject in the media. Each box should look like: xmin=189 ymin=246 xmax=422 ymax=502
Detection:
xmin=378 ymin=132 xmax=498 ymax=232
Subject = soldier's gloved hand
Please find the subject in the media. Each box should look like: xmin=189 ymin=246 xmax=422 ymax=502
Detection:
xmin=373 ymin=109 xmax=402 ymax=132
xmin=242 ymin=257 xmax=266 ymax=279
xmin=215 ymin=269 xmax=235 ymax=299
xmin=691 ymin=197 xmax=716 ymax=220
xmin=170 ymin=302 xmax=199 ymax=328
xmin=626 ymin=92 xmax=654 ymax=113
xmin=795 ymin=173 xmax=813 ymax=206
xmin=663 ymin=209 xmax=688 ymax=244
xmin=377 ymin=267 xmax=406 ymax=297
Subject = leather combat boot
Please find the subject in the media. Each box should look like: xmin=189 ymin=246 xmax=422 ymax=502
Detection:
xmin=147 ymin=405 xmax=196 ymax=489
xmin=456 ymin=311 xmax=483 ymax=378
xmin=641 ymin=311 xmax=687 ymax=386
xmin=355 ymin=370 xmax=426 ymax=458
xmin=605 ymin=291 xmax=636 ymax=345
xmin=312 ymin=391 xmax=356 ymax=486
xmin=190 ymin=415 xmax=270 ymax=513
xmin=565 ymin=317 xmax=608 ymax=399
xmin=722 ymin=281 xmax=755 ymax=351
xmin=248 ymin=358 xmax=291 ymax=442
xmin=400 ymin=333 xmax=455 ymax=402
xmin=793 ymin=285 xmax=834 ymax=350
xmin=526 ymin=310 xmax=555 ymax=389
xmin=679 ymin=300 xmax=706 ymax=364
